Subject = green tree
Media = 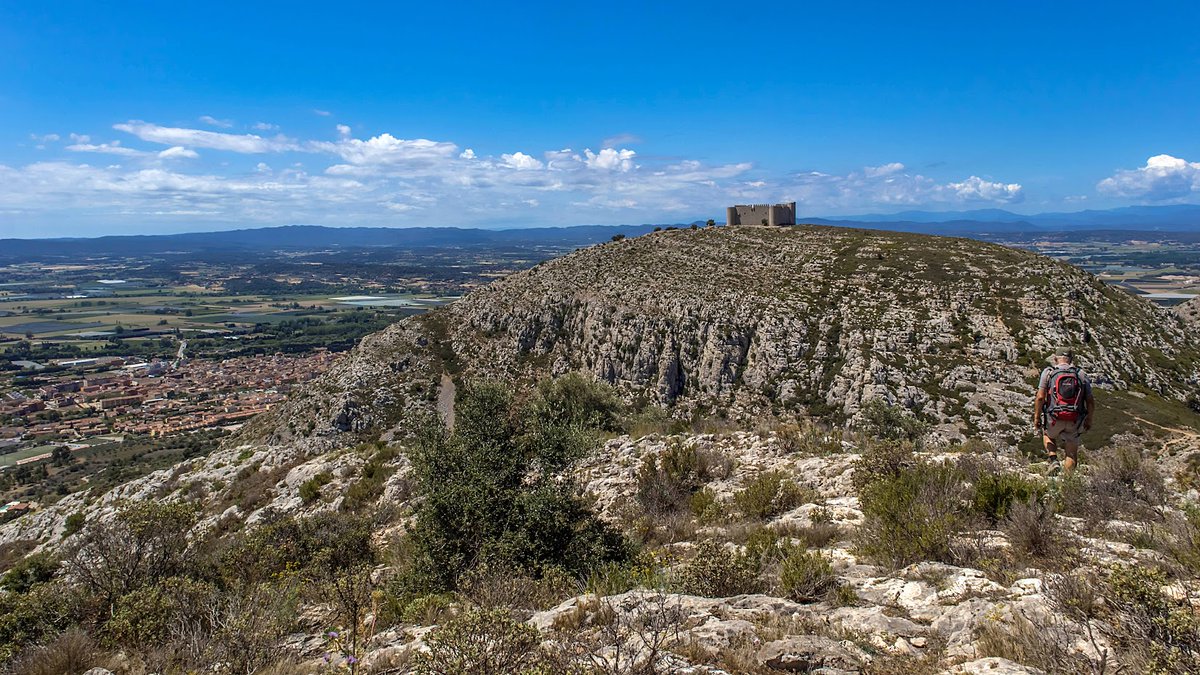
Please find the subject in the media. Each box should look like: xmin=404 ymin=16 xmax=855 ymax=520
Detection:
xmin=409 ymin=379 xmax=629 ymax=591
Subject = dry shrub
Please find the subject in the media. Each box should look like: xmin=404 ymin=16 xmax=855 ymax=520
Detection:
xmin=777 ymin=422 xmax=844 ymax=456
xmin=777 ymin=519 xmax=842 ymax=550
xmin=1003 ymin=498 xmax=1065 ymax=561
xmin=550 ymin=592 xmax=686 ymax=674
xmin=459 ymin=562 xmax=578 ymax=612
xmin=636 ymin=440 xmax=725 ymax=515
xmin=8 ymin=629 xmax=102 ymax=675
xmin=1089 ymin=445 xmax=1167 ymax=521
xmin=975 ymin=610 xmax=1101 ymax=674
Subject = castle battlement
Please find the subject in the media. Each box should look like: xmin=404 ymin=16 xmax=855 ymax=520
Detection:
xmin=726 ymin=201 xmax=796 ymax=227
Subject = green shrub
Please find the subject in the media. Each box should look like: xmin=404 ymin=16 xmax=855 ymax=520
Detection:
xmin=856 ymin=460 xmax=969 ymax=567
xmin=409 ymin=380 xmax=629 ymax=592
xmin=66 ymin=501 xmax=199 ymax=607
xmin=298 ymin=471 xmax=332 ymax=504
xmin=0 ymin=552 xmax=59 ymax=594
xmin=688 ymin=487 xmax=723 ymax=523
xmin=1107 ymin=565 xmax=1200 ymax=673
xmin=62 ymin=512 xmax=85 ymax=538
xmin=0 ymin=581 xmax=83 ymax=662
xmin=779 ymin=549 xmax=838 ymax=603
xmin=104 ymin=577 xmax=216 ymax=651
xmin=414 ymin=608 xmax=547 ymax=674
xmin=851 ymin=440 xmax=916 ymax=492
xmin=676 ymin=541 xmax=760 ymax=597
xmin=856 ymin=399 xmax=928 ymax=443
xmin=971 ymin=472 xmax=1044 ymax=524
xmin=733 ymin=471 xmax=813 ymax=520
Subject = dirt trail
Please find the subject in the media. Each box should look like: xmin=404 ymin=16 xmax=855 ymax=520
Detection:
xmin=437 ymin=373 xmax=456 ymax=429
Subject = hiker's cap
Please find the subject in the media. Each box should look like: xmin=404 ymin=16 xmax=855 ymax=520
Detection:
xmin=1052 ymin=347 xmax=1074 ymax=360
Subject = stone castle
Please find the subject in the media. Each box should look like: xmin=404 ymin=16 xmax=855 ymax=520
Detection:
xmin=726 ymin=202 xmax=797 ymax=227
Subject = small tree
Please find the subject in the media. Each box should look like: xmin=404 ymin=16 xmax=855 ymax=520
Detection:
xmin=706 ymin=219 xmax=716 ymax=227
xmin=67 ymin=501 xmax=199 ymax=610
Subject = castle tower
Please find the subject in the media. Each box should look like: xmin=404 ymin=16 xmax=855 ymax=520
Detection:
xmin=726 ymin=206 xmax=738 ymax=226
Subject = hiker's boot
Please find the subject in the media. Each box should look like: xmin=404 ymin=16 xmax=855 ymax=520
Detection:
xmin=1045 ymin=455 xmax=1062 ymax=478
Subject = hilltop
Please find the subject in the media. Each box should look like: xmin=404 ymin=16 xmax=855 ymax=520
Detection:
xmin=3 ymin=225 xmax=1200 ymax=674
xmin=245 ymin=224 xmax=1199 ymax=449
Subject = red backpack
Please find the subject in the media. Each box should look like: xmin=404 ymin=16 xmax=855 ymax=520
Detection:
xmin=1045 ymin=367 xmax=1086 ymax=422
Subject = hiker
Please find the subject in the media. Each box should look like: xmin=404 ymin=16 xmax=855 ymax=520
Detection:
xmin=1033 ymin=349 xmax=1095 ymax=476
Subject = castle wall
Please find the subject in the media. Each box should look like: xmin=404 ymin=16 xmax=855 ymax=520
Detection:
xmin=727 ymin=202 xmax=796 ymax=226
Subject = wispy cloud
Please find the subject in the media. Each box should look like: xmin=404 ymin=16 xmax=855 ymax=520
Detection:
xmin=198 ymin=115 xmax=233 ymax=128
xmin=114 ymin=121 xmax=298 ymax=153
xmin=602 ymin=132 xmax=641 ymax=147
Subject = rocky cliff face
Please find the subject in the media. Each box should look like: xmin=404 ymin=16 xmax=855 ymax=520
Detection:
xmin=246 ymin=225 xmax=1200 ymax=446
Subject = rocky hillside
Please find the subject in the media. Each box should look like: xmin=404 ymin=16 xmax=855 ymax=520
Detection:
xmin=245 ymin=225 xmax=1200 ymax=447
xmin=1174 ymin=295 xmax=1200 ymax=327
xmin=4 ymin=226 xmax=1200 ymax=674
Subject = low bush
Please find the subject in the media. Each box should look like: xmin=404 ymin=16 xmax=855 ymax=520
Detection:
xmin=6 ymin=628 xmax=100 ymax=675
xmin=733 ymin=471 xmax=813 ymax=520
xmin=856 ymin=460 xmax=970 ymax=567
xmin=676 ymin=541 xmax=760 ymax=597
xmin=1090 ymin=444 xmax=1166 ymax=520
xmin=298 ymin=470 xmax=332 ymax=504
xmin=342 ymin=443 xmax=399 ymax=512
xmin=851 ymin=440 xmax=917 ymax=492
xmin=414 ymin=607 xmax=548 ymax=674
xmin=636 ymin=440 xmax=711 ymax=514
xmin=778 ymin=549 xmax=839 ymax=603
xmin=1106 ymin=565 xmax=1200 ymax=673
xmin=1002 ymin=498 xmax=1064 ymax=560
xmin=971 ymin=472 xmax=1044 ymax=524
xmin=409 ymin=379 xmax=630 ymax=592
xmin=777 ymin=422 xmax=844 ymax=456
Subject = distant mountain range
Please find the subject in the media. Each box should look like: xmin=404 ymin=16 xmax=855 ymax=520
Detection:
xmin=801 ymin=204 xmax=1200 ymax=234
xmin=3 ymin=204 xmax=1199 ymax=259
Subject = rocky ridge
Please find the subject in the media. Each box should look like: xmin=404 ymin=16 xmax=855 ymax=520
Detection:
xmin=246 ymin=225 xmax=1199 ymax=448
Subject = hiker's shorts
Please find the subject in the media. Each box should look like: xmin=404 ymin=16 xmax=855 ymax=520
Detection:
xmin=1043 ymin=417 xmax=1082 ymax=446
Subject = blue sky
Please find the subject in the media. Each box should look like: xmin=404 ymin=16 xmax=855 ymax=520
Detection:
xmin=2 ymin=1 xmax=1199 ymax=237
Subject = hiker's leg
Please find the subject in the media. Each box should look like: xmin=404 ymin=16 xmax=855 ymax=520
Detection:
xmin=1060 ymin=438 xmax=1080 ymax=476
xmin=1042 ymin=430 xmax=1058 ymax=460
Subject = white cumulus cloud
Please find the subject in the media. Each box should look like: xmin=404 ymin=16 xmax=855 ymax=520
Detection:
xmin=1097 ymin=154 xmax=1200 ymax=201
xmin=315 ymin=133 xmax=459 ymax=165
xmin=502 ymin=152 xmax=544 ymax=170
xmin=584 ymin=148 xmax=637 ymax=172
